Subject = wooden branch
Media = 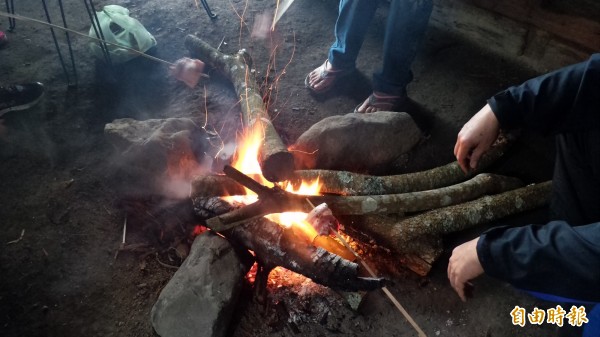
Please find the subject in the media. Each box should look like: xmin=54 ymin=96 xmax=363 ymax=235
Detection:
xmin=294 ymin=138 xmax=511 ymax=195
xmin=191 ymin=174 xmax=246 ymax=197
xmin=192 ymin=196 xmax=385 ymax=292
xmin=184 ymin=35 xmax=294 ymax=182
xmin=191 ymin=172 xmax=523 ymax=218
xmin=313 ymin=173 xmax=523 ymax=215
xmin=351 ymin=181 xmax=552 ymax=256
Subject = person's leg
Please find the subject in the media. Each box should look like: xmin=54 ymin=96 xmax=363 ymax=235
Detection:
xmin=551 ymin=129 xmax=600 ymax=225
xmin=306 ymin=0 xmax=380 ymax=93
xmin=328 ymin=0 xmax=380 ymax=70
xmin=375 ymin=0 xmax=432 ymax=95
xmin=356 ymin=0 xmax=433 ymax=112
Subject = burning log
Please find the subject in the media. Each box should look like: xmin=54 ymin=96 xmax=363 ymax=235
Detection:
xmin=351 ymin=181 xmax=552 ymax=256
xmin=191 ymin=174 xmax=246 ymax=197
xmin=184 ymin=35 xmax=294 ymax=182
xmin=190 ymin=171 xmax=522 ymax=216
xmin=192 ymin=196 xmax=385 ymax=292
xmin=293 ymin=137 xmax=512 ymax=195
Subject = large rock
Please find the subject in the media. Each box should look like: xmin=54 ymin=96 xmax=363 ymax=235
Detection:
xmin=291 ymin=111 xmax=423 ymax=171
xmin=151 ymin=232 xmax=249 ymax=337
xmin=104 ymin=118 xmax=213 ymax=198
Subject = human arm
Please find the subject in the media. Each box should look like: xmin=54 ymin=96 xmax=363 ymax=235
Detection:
xmin=447 ymin=237 xmax=484 ymax=302
xmin=448 ymin=221 xmax=600 ymax=302
xmin=489 ymin=53 xmax=600 ymax=134
xmin=454 ymin=104 xmax=500 ymax=173
xmin=477 ymin=221 xmax=600 ymax=302
xmin=455 ymin=54 xmax=600 ymax=173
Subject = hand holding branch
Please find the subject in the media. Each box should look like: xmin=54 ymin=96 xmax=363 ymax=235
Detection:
xmin=447 ymin=237 xmax=484 ymax=301
xmin=454 ymin=104 xmax=500 ymax=173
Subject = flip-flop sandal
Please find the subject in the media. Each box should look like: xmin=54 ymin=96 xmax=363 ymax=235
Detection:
xmin=305 ymin=60 xmax=354 ymax=94
xmin=354 ymin=93 xmax=407 ymax=113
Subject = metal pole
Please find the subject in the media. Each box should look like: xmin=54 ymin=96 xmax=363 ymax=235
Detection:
xmin=41 ymin=0 xmax=72 ymax=85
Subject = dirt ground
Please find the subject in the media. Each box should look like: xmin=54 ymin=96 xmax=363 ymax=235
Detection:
xmin=0 ymin=0 xmax=574 ymax=336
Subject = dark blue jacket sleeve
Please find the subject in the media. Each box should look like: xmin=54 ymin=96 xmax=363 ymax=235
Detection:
xmin=488 ymin=53 xmax=600 ymax=134
xmin=477 ymin=221 xmax=600 ymax=302
xmin=478 ymin=54 xmax=600 ymax=302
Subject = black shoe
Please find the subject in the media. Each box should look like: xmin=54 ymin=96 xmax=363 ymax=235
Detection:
xmin=0 ymin=82 xmax=45 ymax=117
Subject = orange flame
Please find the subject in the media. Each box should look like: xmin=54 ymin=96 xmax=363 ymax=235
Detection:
xmin=232 ymin=125 xmax=355 ymax=288
xmin=230 ymin=124 xmax=321 ymax=240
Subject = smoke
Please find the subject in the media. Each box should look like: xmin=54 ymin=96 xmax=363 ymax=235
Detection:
xmin=251 ymin=11 xmax=274 ymax=41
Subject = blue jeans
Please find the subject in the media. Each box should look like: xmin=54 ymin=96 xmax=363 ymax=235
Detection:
xmin=328 ymin=0 xmax=433 ymax=96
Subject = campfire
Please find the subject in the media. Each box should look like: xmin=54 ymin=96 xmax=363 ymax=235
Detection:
xmin=104 ymin=35 xmax=552 ymax=337
xmin=196 ymin=123 xmax=379 ymax=292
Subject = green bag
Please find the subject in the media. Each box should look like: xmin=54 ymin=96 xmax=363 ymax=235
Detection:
xmin=88 ymin=5 xmax=157 ymax=64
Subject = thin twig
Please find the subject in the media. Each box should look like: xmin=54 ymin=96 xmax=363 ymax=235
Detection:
xmin=6 ymin=229 xmax=25 ymax=245
xmin=155 ymin=253 xmax=180 ymax=270
xmin=122 ymin=217 xmax=127 ymax=244
xmin=305 ymin=199 xmax=428 ymax=337
xmin=115 ymin=217 xmax=127 ymax=260
xmin=217 ymin=36 xmax=226 ymax=51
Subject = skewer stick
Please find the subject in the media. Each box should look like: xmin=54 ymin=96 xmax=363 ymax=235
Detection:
xmin=122 ymin=216 xmax=127 ymax=244
xmin=0 ymin=11 xmax=210 ymax=78
xmin=305 ymin=198 xmax=428 ymax=337
xmin=0 ymin=11 xmax=173 ymax=66
xmin=0 ymin=11 xmax=209 ymax=77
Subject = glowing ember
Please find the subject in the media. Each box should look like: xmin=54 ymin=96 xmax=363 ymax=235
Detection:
xmin=245 ymin=263 xmax=308 ymax=287
xmin=192 ymin=225 xmax=208 ymax=236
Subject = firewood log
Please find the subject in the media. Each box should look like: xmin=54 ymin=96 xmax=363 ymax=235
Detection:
xmin=190 ymin=173 xmax=523 ymax=216
xmin=351 ymin=181 xmax=552 ymax=256
xmin=192 ymin=196 xmax=385 ymax=292
xmin=314 ymin=173 xmax=522 ymax=215
xmin=293 ymin=137 xmax=511 ymax=195
xmin=184 ymin=35 xmax=294 ymax=182
xmin=191 ymin=174 xmax=246 ymax=197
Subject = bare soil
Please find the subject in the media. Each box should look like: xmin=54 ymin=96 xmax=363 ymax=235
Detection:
xmin=1 ymin=0 xmax=566 ymax=336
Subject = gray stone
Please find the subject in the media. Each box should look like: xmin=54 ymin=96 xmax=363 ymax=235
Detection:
xmin=151 ymin=232 xmax=249 ymax=337
xmin=291 ymin=111 xmax=423 ymax=171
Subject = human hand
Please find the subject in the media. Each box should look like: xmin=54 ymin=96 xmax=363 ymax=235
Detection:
xmin=454 ymin=104 xmax=500 ymax=173
xmin=447 ymin=237 xmax=484 ymax=302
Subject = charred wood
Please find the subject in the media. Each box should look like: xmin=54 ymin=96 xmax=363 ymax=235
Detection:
xmin=184 ymin=35 xmax=294 ymax=182
xmin=191 ymin=174 xmax=246 ymax=197
xmin=192 ymin=196 xmax=384 ymax=292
